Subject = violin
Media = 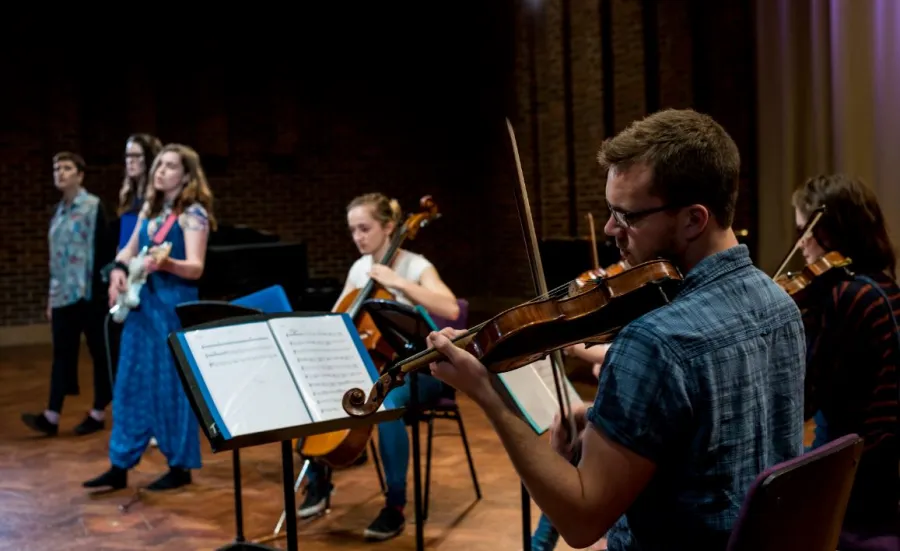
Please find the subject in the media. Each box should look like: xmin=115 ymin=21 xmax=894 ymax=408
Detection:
xmin=770 ymin=205 xmax=853 ymax=308
xmin=300 ymin=196 xmax=441 ymax=468
xmin=774 ymin=250 xmax=853 ymax=300
xmin=342 ymin=120 xmax=684 ymax=419
xmin=342 ymin=258 xmax=683 ymax=417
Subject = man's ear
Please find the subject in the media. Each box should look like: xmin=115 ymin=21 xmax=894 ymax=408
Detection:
xmin=683 ymin=204 xmax=710 ymax=239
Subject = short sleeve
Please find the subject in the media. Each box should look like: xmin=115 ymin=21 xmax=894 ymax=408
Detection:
xmin=404 ymin=252 xmax=434 ymax=283
xmin=345 ymin=257 xmax=370 ymax=289
xmin=586 ymin=322 xmax=691 ymax=463
xmin=179 ymin=203 xmax=210 ymax=232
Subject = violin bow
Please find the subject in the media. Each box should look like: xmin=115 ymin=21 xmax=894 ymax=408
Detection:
xmin=505 ymin=118 xmax=577 ymax=443
xmin=587 ymin=212 xmax=599 ymax=271
xmin=772 ymin=205 xmax=826 ymax=280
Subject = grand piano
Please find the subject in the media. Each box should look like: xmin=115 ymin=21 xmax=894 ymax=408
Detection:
xmin=198 ymin=224 xmax=342 ymax=312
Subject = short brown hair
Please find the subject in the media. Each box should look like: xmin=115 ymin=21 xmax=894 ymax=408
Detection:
xmin=53 ymin=151 xmax=85 ymax=173
xmin=597 ymin=108 xmax=741 ymax=227
xmin=792 ymin=174 xmax=897 ymax=278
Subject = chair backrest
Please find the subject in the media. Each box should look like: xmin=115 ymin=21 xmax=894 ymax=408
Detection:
xmin=428 ymin=298 xmax=469 ymax=330
xmin=726 ymin=433 xmax=864 ymax=551
xmin=230 ymin=284 xmax=293 ymax=314
xmin=422 ymin=299 xmax=469 ymax=401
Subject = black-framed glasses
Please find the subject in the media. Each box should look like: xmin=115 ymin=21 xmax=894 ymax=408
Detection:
xmin=607 ymin=201 xmax=681 ymax=228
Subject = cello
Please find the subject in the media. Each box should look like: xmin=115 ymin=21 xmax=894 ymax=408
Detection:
xmin=342 ymin=120 xmax=685 ymax=419
xmin=299 ymin=196 xmax=442 ymax=468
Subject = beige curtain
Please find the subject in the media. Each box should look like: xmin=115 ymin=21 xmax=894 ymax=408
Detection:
xmin=755 ymin=0 xmax=900 ymax=275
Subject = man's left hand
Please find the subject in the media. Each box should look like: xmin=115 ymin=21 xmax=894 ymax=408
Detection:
xmin=427 ymin=328 xmax=496 ymax=405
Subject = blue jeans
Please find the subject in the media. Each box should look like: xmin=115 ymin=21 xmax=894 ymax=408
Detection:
xmin=305 ymin=373 xmax=445 ymax=509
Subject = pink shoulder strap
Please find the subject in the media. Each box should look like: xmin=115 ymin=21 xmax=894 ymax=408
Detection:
xmin=152 ymin=213 xmax=178 ymax=245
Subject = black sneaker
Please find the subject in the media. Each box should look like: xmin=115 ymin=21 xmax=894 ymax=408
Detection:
xmin=21 ymin=412 xmax=58 ymax=436
xmin=298 ymin=482 xmax=332 ymax=519
xmin=74 ymin=414 xmax=105 ymax=436
xmin=364 ymin=507 xmax=405 ymax=541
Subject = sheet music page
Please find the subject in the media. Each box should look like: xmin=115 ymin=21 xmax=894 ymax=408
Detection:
xmin=182 ymin=322 xmax=312 ymax=437
xmin=497 ymin=362 xmax=557 ymax=434
xmin=532 ymin=356 xmax=586 ymax=410
xmin=268 ymin=315 xmax=383 ymax=422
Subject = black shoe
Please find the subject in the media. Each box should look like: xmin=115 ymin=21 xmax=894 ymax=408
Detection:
xmin=298 ymin=481 xmax=333 ymax=519
xmin=73 ymin=414 xmax=105 ymax=436
xmin=21 ymin=412 xmax=58 ymax=436
xmin=146 ymin=467 xmax=192 ymax=491
xmin=364 ymin=507 xmax=405 ymax=541
xmin=83 ymin=466 xmax=127 ymax=490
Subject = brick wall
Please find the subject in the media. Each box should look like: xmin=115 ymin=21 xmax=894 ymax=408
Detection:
xmin=501 ymin=0 xmax=758 ymax=299
xmin=0 ymin=2 xmax=756 ymax=328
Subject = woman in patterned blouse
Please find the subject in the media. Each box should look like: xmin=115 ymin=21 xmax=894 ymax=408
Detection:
xmin=83 ymin=143 xmax=217 ymax=492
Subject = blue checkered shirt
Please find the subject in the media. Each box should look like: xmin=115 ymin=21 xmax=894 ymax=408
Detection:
xmin=587 ymin=245 xmax=806 ymax=550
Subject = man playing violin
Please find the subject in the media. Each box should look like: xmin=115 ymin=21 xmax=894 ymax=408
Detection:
xmin=792 ymin=174 xmax=899 ymax=549
xmin=427 ymin=108 xmax=806 ymax=550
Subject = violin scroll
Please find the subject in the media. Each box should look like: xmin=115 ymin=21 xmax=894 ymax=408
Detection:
xmin=342 ymin=371 xmax=405 ymax=417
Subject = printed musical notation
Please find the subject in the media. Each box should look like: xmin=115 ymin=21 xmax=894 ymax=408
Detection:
xmin=269 ymin=315 xmax=382 ymax=422
xmin=182 ymin=321 xmax=312 ymax=436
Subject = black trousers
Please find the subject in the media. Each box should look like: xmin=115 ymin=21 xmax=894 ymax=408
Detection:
xmin=48 ymin=299 xmax=113 ymax=413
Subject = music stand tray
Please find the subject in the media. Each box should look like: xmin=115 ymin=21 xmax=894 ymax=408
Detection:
xmin=168 ymin=307 xmax=405 ymax=551
xmin=360 ymin=298 xmax=441 ymax=551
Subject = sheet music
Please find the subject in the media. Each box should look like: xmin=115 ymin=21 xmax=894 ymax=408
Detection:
xmin=268 ymin=315 xmax=384 ymax=422
xmin=182 ymin=322 xmax=312 ymax=437
xmin=496 ymin=357 xmax=585 ymax=434
xmin=497 ymin=363 xmax=558 ymax=434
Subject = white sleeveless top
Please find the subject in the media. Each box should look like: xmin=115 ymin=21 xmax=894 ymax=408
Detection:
xmin=345 ymin=249 xmax=434 ymax=306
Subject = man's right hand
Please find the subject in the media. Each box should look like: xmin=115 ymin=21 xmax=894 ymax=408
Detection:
xmin=46 ymin=303 xmax=52 ymax=321
xmin=549 ymin=401 xmax=588 ymax=460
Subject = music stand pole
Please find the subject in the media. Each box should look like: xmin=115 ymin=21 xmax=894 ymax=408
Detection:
xmin=522 ymin=484 xmax=531 ymax=550
xmin=281 ymin=440 xmax=299 ymax=551
xmin=410 ymin=369 xmax=424 ymax=551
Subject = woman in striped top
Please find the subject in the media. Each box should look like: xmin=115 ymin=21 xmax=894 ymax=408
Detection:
xmin=792 ymin=174 xmax=899 ymax=546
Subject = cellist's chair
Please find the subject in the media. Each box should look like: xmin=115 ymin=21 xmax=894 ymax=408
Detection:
xmin=414 ymin=299 xmax=481 ymax=521
xmin=726 ymin=433 xmax=864 ymax=551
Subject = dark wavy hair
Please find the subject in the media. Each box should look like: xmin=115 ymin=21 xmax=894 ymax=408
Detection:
xmin=118 ymin=133 xmax=163 ymax=215
xmin=792 ymin=174 xmax=897 ymax=278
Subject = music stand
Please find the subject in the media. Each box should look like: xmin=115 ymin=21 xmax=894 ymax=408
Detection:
xmin=361 ymin=298 xmax=440 ymax=551
xmin=174 ymin=301 xmax=273 ymax=551
xmin=169 ymin=305 xmax=406 ymax=551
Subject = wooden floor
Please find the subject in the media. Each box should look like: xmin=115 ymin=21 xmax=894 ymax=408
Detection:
xmin=1 ymin=344 xmax=597 ymax=551
xmin=1 ymin=343 xmax=817 ymax=551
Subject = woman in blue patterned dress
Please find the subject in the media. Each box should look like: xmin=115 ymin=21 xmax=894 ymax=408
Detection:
xmin=83 ymin=143 xmax=216 ymax=491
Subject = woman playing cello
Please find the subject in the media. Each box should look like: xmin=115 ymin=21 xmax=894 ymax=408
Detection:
xmin=299 ymin=192 xmax=459 ymax=541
